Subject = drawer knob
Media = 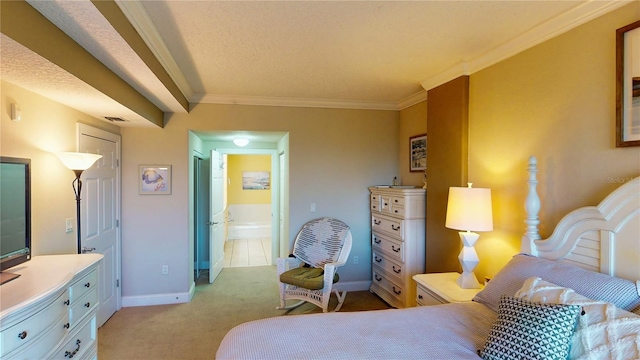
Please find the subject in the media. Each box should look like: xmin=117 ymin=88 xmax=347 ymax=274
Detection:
xmin=64 ymin=339 xmax=82 ymax=358
xmin=392 ymin=266 xmax=401 ymax=274
xmin=392 ymin=287 xmax=402 ymax=295
xmin=391 ymin=245 xmax=400 ymax=253
xmin=18 ymin=331 xmax=27 ymax=340
xmin=64 ymin=299 xmax=70 ymax=306
xmin=64 ymin=323 xmax=70 ymax=329
xmin=84 ymin=282 xmax=91 ymax=288
xmin=391 ymin=225 xmax=400 ymax=231
xmin=84 ymin=302 xmax=91 ymax=308
xmin=418 ymin=295 xmax=423 ymax=299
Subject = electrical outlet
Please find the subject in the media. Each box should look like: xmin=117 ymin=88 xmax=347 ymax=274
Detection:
xmin=353 ymin=256 xmax=358 ymax=264
xmin=310 ymin=203 xmax=316 ymax=212
xmin=162 ymin=265 xmax=169 ymax=275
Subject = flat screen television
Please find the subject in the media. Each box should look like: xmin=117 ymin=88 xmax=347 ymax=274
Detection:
xmin=0 ymin=156 xmax=31 ymax=285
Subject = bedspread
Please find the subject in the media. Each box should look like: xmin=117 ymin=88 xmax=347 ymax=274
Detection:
xmin=216 ymin=302 xmax=496 ymax=359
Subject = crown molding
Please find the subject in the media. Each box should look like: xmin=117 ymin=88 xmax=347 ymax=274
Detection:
xmin=398 ymin=90 xmax=428 ymax=110
xmin=420 ymin=0 xmax=634 ymax=91
xmin=116 ymin=0 xmax=194 ymax=101
xmin=194 ymin=93 xmax=400 ymax=111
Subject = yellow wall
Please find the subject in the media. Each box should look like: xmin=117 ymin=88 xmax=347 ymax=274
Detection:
xmin=227 ymin=154 xmax=271 ymax=204
xmin=469 ymin=3 xmax=640 ymax=280
xmin=0 ymin=81 xmax=120 ymax=255
xmin=399 ymin=100 xmax=427 ymax=187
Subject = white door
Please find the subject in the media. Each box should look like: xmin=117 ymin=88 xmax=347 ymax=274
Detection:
xmin=79 ymin=126 xmax=120 ymax=328
xmin=279 ymin=153 xmax=286 ymax=259
xmin=209 ymin=150 xmax=225 ymax=283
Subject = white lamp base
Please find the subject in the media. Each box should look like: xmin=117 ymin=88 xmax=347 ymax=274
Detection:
xmin=456 ymin=231 xmax=481 ymax=289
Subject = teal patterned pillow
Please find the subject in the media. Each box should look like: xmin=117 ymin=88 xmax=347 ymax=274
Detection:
xmin=479 ymin=295 xmax=582 ymax=360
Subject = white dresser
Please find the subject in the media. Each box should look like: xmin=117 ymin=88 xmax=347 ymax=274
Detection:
xmin=369 ymin=187 xmax=426 ymax=308
xmin=0 ymin=254 xmax=103 ymax=359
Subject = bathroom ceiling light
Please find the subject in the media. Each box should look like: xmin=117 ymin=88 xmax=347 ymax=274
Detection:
xmin=233 ymin=138 xmax=249 ymax=146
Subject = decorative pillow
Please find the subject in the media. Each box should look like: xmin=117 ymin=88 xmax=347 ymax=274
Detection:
xmin=473 ymin=253 xmax=640 ymax=313
xmin=516 ymin=277 xmax=640 ymax=360
xmin=479 ymin=295 xmax=582 ymax=360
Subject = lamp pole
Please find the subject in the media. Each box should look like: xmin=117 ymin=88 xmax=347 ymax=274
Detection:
xmin=72 ymin=170 xmax=84 ymax=254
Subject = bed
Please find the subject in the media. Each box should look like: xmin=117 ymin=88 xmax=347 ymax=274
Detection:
xmin=216 ymin=156 xmax=640 ymax=360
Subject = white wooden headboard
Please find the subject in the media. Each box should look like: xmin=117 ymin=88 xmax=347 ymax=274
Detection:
xmin=521 ymin=156 xmax=640 ymax=282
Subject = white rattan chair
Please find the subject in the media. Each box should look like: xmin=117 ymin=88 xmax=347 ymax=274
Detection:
xmin=276 ymin=217 xmax=353 ymax=313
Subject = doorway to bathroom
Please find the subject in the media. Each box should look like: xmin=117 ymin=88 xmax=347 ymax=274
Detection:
xmin=224 ymin=154 xmax=272 ymax=267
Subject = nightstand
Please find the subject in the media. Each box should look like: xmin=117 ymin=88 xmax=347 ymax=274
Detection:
xmin=412 ymin=272 xmax=484 ymax=306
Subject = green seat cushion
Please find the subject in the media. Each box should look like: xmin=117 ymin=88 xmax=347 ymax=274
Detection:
xmin=280 ymin=267 xmax=339 ymax=290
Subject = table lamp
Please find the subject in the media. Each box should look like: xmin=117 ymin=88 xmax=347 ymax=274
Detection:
xmin=445 ymin=183 xmax=493 ymax=289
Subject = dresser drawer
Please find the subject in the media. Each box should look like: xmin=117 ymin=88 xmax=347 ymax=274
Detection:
xmin=372 ymin=233 xmax=404 ymax=262
xmin=371 ymin=214 xmax=403 ymax=239
xmin=372 ymin=253 xmax=404 ymax=284
xmin=416 ymin=284 xmax=446 ymax=306
xmin=372 ymin=270 xmax=405 ymax=303
xmin=69 ymin=269 xmax=97 ymax=303
xmin=51 ymin=316 xmax=97 ymax=360
xmin=370 ymin=194 xmax=381 ymax=212
xmin=0 ymin=291 xmax=68 ymax=357
xmin=69 ymin=288 xmax=98 ymax=328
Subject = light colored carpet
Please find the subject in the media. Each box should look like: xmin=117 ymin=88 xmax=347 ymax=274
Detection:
xmin=98 ymin=266 xmax=391 ymax=360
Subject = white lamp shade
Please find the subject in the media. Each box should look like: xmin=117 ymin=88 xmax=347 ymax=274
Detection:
xmin=55 ymin=152 xmax=102 ymax=170
xmin=445 ymin=186 xmax=493 ymax=232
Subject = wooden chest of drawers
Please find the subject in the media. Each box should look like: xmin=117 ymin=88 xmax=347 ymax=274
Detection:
xmin=369 ymin=187 xmax=425 ymax=308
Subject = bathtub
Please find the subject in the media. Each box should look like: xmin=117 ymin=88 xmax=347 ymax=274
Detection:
xmin=227 ymin=221 xmax=271 ymax=239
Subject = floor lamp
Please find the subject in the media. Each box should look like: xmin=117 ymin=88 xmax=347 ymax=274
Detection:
xmin=445 ymin=183 xmax=493 ymax=289
xmin=55 ymin=152 xmax=102 ymax=254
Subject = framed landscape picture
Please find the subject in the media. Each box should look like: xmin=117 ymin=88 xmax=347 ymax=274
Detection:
xmin=242 ymin=171 xmax=270 ymax=190
xmin=410 ymin=134 xmax=426 ymax=172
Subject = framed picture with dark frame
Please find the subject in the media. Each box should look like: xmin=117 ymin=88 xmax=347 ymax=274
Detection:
xmin=616 ymin=20 xmax=640 ymax=147
xmin=139 ymin=165 xmax=172 ymax=194
xmin=410 ymin=134 xmax=427 ymax=172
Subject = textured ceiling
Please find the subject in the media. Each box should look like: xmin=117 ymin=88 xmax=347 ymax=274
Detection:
xmin=1 ymin=0 xmax=634 ymax=128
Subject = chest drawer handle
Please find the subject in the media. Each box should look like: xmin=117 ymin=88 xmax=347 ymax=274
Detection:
xmin=18 ymin=331 xmax=27 ymax=340
xmin=65 ymin=339 xmax=82 ymax=358
xmin=391 ymin=245 xmax=400 ymax=252
xmin=418 ymin=294 xmax=423 ymax=300
xmin=84 ymin=282 xmax=91 ymax=288
xmin=373 ymin=238 xmax=381 ymax=244
xmin=374 ymin=274 xmax=382 ymax=281
xmin=84 ymin=302 xmax=91 ymax=308
xmin=394 ymin=199 xmax=399 ymax=203
xmin=374 ymin=256 xmax=382 ymax=263
xmin=392 ymin=266 xmax=401 ymax=274
xmin=64 ymin=323 xmax=70 ymax=329
xmin=392 ymin=287 xmax=402 ymax=295
xmin=384 ymin=202 xmax=388 ymax=206
xmin=374 ymin=219 xmax=381 ymax=225
xmin=64 ymin=299 xmax=70 ymax=306
xmin=391 ymin=225 xmax=400 ymax=231
xmin=372 ymin=205 xmax=377 ymax=210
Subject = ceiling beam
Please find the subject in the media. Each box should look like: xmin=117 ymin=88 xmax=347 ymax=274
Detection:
xmin=0 ymin=0 xmax=164 ymax=128
xmin=91 ymin=0 xmax=189 ymax=112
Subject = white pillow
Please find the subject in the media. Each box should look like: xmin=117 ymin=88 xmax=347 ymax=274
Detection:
xmin=515 ymin=277 xmax=640 ymax=360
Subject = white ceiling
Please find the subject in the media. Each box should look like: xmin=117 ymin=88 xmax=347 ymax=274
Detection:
xmin=1 ymin=0 xmax=633 ymax=128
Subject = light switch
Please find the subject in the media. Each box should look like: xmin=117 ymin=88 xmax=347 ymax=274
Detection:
xmin=66 ymin=218 xmax=73 ymax=233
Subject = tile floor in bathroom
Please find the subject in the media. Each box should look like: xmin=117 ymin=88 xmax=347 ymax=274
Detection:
xmin=223 ymin=238 xmax=272 ymax=267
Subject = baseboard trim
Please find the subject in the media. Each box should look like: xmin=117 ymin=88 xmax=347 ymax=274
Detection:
xmin=122 ymin=292 xmax=191 ymax=307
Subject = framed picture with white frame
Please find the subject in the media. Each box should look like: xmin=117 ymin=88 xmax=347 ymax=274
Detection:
xmin=139 ymin=165 xmax=171 ymax=195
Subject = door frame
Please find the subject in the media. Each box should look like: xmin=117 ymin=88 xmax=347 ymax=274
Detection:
xmin=77 ymin=123 xmax=122 ymax=315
